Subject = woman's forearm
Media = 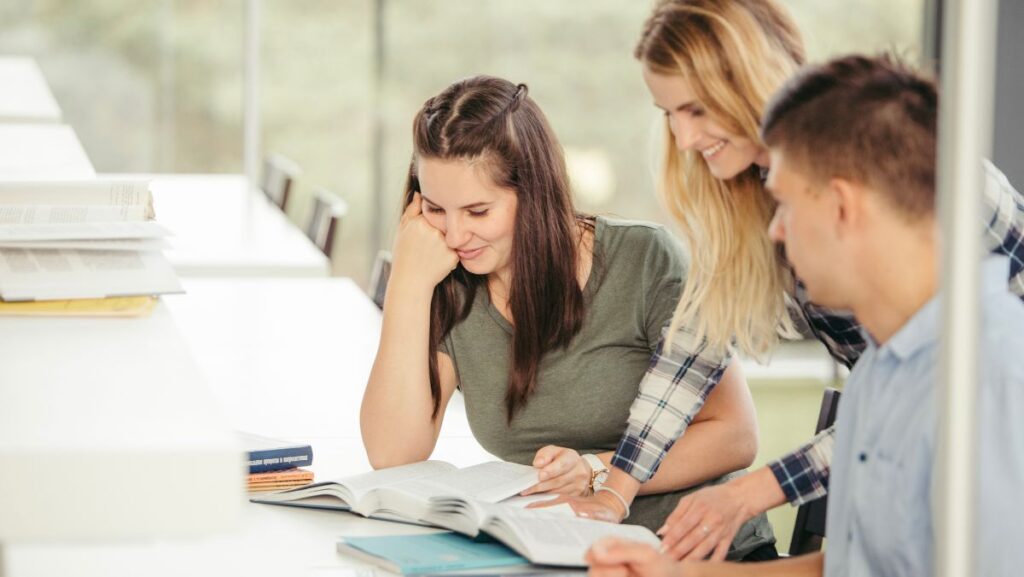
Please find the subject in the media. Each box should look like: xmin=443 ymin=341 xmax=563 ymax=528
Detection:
xmin=592 ymin=414 xmax=756 ymax=498
xmin=597 ymin=360 xmax=758 ymax=498
xmin=360 ymin=282 xmax=443 ymax=468
xmin=635 ymin=415 xmax=757 ymax=494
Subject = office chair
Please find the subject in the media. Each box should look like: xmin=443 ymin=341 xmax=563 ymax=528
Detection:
xmin=367 ymin=250 xmax=392 ymax=310
xmin=260 ymin=153 xmax=302 ymax=211
xmin=305 ymin=187 xmax=348 ymax=260
xmin=788 ymin=387 xmax=841 ymax=556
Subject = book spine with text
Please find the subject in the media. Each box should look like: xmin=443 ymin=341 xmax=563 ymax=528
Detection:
xmin=248 ymin=444 xmax=313 ymax=474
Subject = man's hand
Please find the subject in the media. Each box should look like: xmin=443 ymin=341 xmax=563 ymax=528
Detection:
xmin=587 ymin=538 xmax=690 ymax=577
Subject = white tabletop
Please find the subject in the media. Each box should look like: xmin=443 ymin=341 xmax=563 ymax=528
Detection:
xmin=139 ymin=174 xmax=330 ymax=278
xmin=0 ymin=57 xmax=62 ymax=123
xmin=5 ymin=277 xmax=495 ymax=576
xmin=0 ymin=299 xmax=242 ymax=545
xmin=0 ymin=123 xmax=94 ymax=179
xmin=2 ymin=277 xmax=836 ymax=576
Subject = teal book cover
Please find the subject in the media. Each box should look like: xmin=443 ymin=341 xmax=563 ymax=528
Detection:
xmin=337 ymin=532 xmax=530 ymax=574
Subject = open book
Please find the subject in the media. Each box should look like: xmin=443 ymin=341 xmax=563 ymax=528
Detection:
xmin=253 ymin=460 xmax=660 ymax=567
xmin=251 ymin=460 xmax=540 ymax=520
xmin=0 ymin=179 xmax=182 ymax=301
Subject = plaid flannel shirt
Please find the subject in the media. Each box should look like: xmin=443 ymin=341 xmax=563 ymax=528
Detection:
xmin=611 ymin=159 xmax=1024 ymax=506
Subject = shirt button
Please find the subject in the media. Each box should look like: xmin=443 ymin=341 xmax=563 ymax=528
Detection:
xmin=859 ymin=452 xmax=868 ymax=462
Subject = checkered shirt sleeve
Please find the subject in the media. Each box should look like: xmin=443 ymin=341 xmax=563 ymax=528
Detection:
xmin=610 ymin=325 xmax=730 ymax=482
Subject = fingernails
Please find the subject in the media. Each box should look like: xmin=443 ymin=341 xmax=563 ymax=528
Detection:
xmin=656 ymin=526 xmax=666 ymax=536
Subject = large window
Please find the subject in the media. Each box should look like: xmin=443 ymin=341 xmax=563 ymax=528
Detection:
xmin=1 ymin=0 xmax=924 ymax=282
xmin=0 ymin=0 xmax=244 ymax=173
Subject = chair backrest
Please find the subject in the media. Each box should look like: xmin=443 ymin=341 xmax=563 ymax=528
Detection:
xmin=305 ymin=187 xmax=348 ymax=259
xmin=788 ymin=387 xmax=841 ymax=556
xmin=260 ymin=153 xmax=302 ymax=211
xmin=367 ymin=250 xmax=392 ymax=310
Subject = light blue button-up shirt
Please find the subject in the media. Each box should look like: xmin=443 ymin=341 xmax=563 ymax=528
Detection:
xmin=825 ymin=256 xmax=1024 ymax=577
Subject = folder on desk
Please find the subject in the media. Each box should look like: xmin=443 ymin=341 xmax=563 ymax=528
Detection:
xmin=0 ymin=296 xmax=157 ymax=317
xmin=337 ymin=533 xmax=530 ymax=575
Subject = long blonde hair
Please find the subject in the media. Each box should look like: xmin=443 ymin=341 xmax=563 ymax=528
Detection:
xmin=636 ymin=0 xmax=805 ymax=359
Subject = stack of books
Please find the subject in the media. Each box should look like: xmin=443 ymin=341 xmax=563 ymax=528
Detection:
xmin=240 ymin=432 xmax=314 ymax=492
xmin=0 ymin=179 xmax=182 ymax=307
xmin=248 ymin=468 xmax=315 ymax=492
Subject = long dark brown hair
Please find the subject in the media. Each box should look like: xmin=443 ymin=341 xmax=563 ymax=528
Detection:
xmin=404 ymin=75 xmax=589 ymax=422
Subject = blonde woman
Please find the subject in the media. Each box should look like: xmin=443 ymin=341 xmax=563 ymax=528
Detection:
xmin=571 ymin=0 xmax=1024 ymax=563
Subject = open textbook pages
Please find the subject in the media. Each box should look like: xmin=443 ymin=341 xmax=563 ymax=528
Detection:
xmin=258 ymin=460 xmax=660 ymax=566
xmin=252 ymin=461 xmax=544 ymax=523
xmin=0 ymin=179 xmax=183 ymax=301
xmin=476 ymin=505 xmax=662 ymax=566
xmin=0 ymin=180 xmax=153 ymax=213
xmin=0 ymin=248 xmax=183 ymax=301
xmin=0 ymin=220 xmax=171 ymax=242
xmin=0 ymin=238 xmax=171 ymax=251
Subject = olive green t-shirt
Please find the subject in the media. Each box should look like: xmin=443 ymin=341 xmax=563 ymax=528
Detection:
xmin=440 ymin=217 xmax=774 ymax=556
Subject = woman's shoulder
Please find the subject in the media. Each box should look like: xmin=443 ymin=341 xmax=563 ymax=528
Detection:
xmin=595 ymin=216 xmax=686 ymax=262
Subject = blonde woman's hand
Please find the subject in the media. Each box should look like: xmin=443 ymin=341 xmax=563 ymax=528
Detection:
xmin=520 ymin=445 xmax=592 ymax=497
xmin=657 ymin=483 xmax=745 ymax=561
xmin=391 ymin=192 xmax=459 ymax=293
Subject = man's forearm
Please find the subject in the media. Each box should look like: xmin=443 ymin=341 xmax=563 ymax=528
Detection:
xmin=682 ymin=551 xmax=823 ymax=577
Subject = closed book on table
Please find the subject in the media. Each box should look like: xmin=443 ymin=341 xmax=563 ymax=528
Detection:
xmin=248 ymin=468 xmax=314 ymax=484
xmin=238 ymin=432 xmax=313 ymax=474
xmin=337 ymin=532 xmax=529 ymax=574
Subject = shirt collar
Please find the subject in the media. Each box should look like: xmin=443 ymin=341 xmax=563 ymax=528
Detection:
xmin=881 ymin=255 xmax=1010 ymax=361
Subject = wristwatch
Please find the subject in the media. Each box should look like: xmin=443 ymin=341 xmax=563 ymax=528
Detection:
xmin=582 ymin=453 xmax=609 ymax=493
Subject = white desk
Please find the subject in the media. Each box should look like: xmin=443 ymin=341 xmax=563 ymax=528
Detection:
xmin=0 ymin=298 xmax=242 ymax=547
xmin=0 ymin=123 xmax=94 ymax=179
xmin=3 ymin=277 xmax=493 ymax=577
xmin=139 ymin=174 xmax=330 ymax=278
xmin=3 ymin=277 xmax=837 ymax=576
xmin=0 ymin=57 xmax=62 ymax=123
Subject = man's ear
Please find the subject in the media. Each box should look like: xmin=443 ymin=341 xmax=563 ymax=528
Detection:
xmin=828 ymin=177 xmax=865 ymax=238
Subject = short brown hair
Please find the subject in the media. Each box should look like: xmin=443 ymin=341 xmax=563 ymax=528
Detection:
xmin=761 ymin=54 xmax=938 ymax=219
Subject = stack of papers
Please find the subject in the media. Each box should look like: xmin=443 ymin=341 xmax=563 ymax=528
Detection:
xmin=0 ymin=179 xmax=183 ymax=303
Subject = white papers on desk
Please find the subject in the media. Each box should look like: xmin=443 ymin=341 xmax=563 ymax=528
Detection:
xmin=0 ymin=248 xmax=183 ymax=301
xmin=0 ymin=237 xmax=171 ymax=251
xmin=0 ymin=220 xmax=171 ymax=241
xmin=0 ymin=178 xmax=183 ymax=301
xmin=0 ymin=179 xmax=153 ymax=210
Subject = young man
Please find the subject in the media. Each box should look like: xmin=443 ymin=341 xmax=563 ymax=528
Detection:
xmin=586 ymin=54 xmax=1024 ymax=577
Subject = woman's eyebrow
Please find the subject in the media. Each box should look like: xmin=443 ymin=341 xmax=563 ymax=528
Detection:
xmin=420 ymin=194 xmax=492 ymax=210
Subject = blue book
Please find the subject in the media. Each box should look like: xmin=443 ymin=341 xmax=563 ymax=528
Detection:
xmin=336 ymin=533 xmax=530 ymax=575
xmin=239 ymin=431 xmax=313 ymax=474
